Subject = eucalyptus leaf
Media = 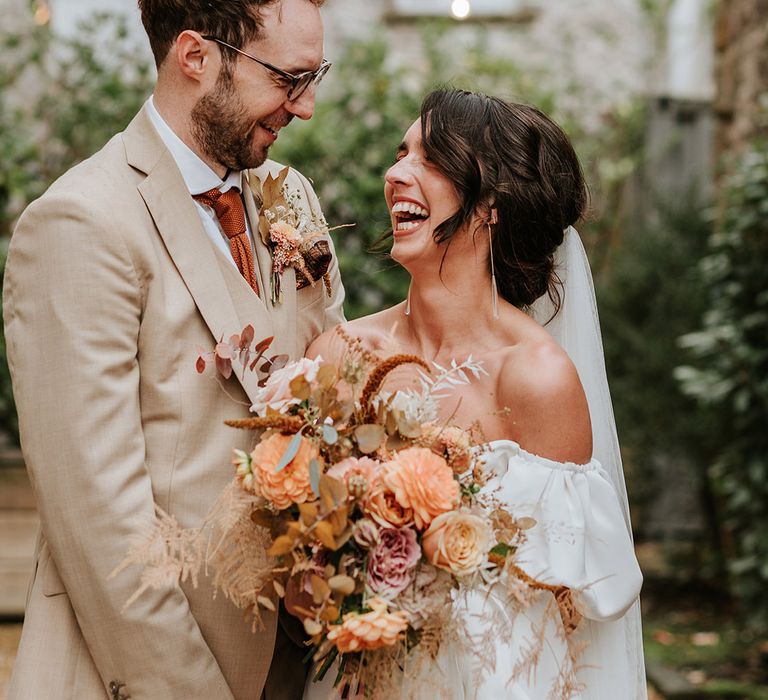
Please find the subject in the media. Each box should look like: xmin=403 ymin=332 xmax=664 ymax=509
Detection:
xmin=309 ymin=458 xmax=321 ymax=498
xmin=275 ymin=431 xmax=303 ymax=472
xmin=321 ymin=424 xmax=338 ymax=445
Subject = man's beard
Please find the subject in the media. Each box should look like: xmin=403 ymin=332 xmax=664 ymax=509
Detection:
xmin=190 ymin=67 xmax=273 ymax=172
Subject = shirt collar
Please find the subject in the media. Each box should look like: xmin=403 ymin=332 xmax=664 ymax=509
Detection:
xmin=145 ymin=96 xmax=242 ymax=196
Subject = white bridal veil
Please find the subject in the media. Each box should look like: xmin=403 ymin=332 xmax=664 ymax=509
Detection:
xmin=531 ymin=227 xmax=647 ymax=699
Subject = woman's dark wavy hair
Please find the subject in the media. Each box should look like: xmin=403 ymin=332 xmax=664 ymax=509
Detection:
xmin=419 ymin=88 xmax=587 ymax=313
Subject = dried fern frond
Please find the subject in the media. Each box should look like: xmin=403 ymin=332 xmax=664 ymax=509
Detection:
xmin=108 ymin=506 xmax=207 ymax=611
xmin=225 ymin=415 xmax=303 ymax=432
xmin=203 ymin=480 xmax=275 ymax=630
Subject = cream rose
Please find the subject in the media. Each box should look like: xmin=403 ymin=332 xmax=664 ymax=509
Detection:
xmin=422 ymin=510 xmax=494 ymax=576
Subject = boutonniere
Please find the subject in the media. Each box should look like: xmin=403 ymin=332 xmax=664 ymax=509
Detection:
xmin=251 ymin=166 xmax=334 ymax=305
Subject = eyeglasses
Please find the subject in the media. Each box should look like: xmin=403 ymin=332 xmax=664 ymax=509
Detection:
xmin=202 ymin=35 xmax=331 ymax=101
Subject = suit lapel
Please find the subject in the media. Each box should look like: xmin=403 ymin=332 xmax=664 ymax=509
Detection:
xmin=244 ymin=167 xmax=298 ymax=353
xmin=123 ymin=107 xmax=269 ymax=405
xmin=242 ymin=180 xmax=273 ymax=306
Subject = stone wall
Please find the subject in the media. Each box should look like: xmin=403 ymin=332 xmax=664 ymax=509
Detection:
xmin=16 ymin=0 xmax=653 ymax=130
xmin=714 ymin=0 xmax=768 ymax=156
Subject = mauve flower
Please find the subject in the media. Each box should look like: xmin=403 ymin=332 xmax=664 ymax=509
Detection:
xmin=382 ymin=447 xmax=460 ymax=529
xmin=422 ymin=510 xmax=494 ymax=576
xmin=366 ymin=527 xmax=421 ymax=598
xmin=251 ymin=356 xmax=323 ymax=415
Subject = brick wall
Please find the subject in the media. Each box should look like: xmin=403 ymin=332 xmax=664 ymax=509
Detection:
xmin=714 ymin=0 xmax=768 ymax=156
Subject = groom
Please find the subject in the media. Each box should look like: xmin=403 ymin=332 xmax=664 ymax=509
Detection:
xmin=3 ymin=1 xmax=343 ymax=698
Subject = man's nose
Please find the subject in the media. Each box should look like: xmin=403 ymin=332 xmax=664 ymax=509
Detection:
xmin=285 ymin=88 xmax=316 ymax=121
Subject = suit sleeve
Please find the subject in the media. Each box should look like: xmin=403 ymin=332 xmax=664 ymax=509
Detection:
xmin=3 ymin=192 xmax=235 ymax=699
xmin=291 ymin=168 xmax=346 ymax=329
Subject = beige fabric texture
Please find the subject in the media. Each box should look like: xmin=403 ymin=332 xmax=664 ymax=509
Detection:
xmin=3 ymin=105 xmax=345 ymax=700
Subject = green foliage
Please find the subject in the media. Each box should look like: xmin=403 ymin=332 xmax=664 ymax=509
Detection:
xmin=598 ymin=198 xmax=712 ymax=524
xmin=0 ymin=14 xmax=153 ymax=442
xmin=0 ymin=241 xmax=16 ymax=442
xmin=643 ymin=606 xmax=768 ymax=697
xmin=676 ymin=140 xmax=768 ymax=630
xmin=0 ymin=14 xmax=153 ymax=238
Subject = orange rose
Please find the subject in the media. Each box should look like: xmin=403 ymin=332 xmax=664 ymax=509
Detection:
xmin=327 ymin=598 xmax=409 ymax=653
xmin=422 ymin=510 xmax=494 ymax=576
xmin=365 ymin=479 xmax=414 ymax=529
xmin=382 ymin=447 xmax=459 ymax=529
xmin=251 ymin=433 xmax=318 ymax=509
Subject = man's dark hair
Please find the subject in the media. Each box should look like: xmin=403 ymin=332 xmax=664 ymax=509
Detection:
xmin=137 ymin=0 xmax=325 ymax=68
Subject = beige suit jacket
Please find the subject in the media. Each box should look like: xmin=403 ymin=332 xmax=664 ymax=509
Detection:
xmin=3 ymin=105 xmax=345 ymax=699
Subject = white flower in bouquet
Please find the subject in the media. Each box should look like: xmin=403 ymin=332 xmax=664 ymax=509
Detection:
xmin=250 ymin=356 xmax=323 ymax=415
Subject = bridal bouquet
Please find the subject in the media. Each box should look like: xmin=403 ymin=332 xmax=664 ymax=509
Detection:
xmin=115 ymin=326 xmax=546 ymax=696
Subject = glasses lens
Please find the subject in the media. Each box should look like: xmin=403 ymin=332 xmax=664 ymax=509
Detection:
xmin=287 ymin=63 xmax=330 ymax=101
xmin=288 ymin=74 xmax=314 ymax=101
xmin=314 ymin=62 xmax=331 ymax=85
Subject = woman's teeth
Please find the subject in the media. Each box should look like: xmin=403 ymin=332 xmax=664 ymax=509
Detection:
xmin=392 ymin=200 xmax=429 ymax=231
xmin=392 ymin=201 xmax=429 ymax=218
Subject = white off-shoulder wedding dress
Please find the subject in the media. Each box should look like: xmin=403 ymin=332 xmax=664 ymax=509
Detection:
xmin=303 ymin=439 xmax=643 ymax=700
xmin=304 ymin=229 xmax=647 ymax=699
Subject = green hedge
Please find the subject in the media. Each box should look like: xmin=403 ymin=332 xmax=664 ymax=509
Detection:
xmin=676 ymin=138 xmax=768 ymax=629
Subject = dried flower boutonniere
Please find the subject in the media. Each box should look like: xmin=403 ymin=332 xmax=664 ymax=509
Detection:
xmin=251 ymin=166 xmax=335 ymax=305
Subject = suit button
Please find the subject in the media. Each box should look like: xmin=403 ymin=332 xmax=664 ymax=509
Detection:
xmin=109 ymin=680 xmax=130 ymax=699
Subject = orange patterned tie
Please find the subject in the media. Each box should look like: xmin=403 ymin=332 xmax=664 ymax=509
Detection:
xmin=193 ymin=188 xmax=259 ymax=295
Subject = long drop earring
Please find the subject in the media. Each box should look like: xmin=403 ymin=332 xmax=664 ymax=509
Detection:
xmin=488 ymin=211 xmax=499 ymax=321
xmin=404 ymin=283 xmax=411 ymax=316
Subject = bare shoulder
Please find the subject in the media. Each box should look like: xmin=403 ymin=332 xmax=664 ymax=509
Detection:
xmin=498 ymin=331 xmax=592 ymax=464
xmin=306 ymin=305 xmax=406 ymax=364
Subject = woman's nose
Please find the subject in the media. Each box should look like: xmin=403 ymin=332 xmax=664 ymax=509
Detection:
xmin=385 ymin=159 xmax=413 ymax=187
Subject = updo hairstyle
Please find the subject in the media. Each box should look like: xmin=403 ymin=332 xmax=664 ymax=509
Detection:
xmin=420 ymin=88 xmax=587 ymax=311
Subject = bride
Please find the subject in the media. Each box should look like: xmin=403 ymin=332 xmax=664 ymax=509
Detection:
xmin=303 ymin=88 xmax=646 ymax=699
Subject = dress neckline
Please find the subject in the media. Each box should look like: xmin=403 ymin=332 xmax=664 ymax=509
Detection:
xmin=485 ymin=439 xmax=596 ymax=472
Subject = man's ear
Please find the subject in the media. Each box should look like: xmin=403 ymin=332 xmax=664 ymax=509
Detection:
xmin=174 ymin=30 xmax=214 ymax=83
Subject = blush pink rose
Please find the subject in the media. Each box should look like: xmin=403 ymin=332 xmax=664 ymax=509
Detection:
xmin=251 ymin=356 xmax=323 ymax=415
xmin=326 ymin=456 xmax=380 ymax=486
xmin=366 ymin=527 xmax=421 ymax=598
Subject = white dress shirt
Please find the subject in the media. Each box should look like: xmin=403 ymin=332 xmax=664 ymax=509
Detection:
xmin=145 ymin=96 xmax=257 ymax=269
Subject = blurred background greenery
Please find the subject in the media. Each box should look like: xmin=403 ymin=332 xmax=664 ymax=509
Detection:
xmin=0 ymin=1 xmax=766 ymax=697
